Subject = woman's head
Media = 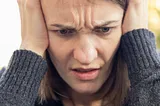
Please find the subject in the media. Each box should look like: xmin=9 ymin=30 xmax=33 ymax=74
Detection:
xmin=39 ymin=0 xmax=129 ymax=105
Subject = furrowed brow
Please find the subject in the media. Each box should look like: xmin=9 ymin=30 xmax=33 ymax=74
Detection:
xmin=93 ymin=20 xmax=120 ymax=28
xmin=49 ymin=20 xmax=120 ymax=30
xmin=50 ymin=24 xmax=76 ymax=29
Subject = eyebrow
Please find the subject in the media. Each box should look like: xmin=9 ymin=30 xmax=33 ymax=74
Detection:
xmin=50 ymin=24 xmax=75 ymax=29
xmin=50 ymin=20 xmax=120 ymax=29
xmin=93 ymin=20 xmax=120 ymax=27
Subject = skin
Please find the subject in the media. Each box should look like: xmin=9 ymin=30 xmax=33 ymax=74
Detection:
xmin=41 ymin=0 xmax=123 ymax=106
xmin=17 ymin=0 xmax=148 ymax=105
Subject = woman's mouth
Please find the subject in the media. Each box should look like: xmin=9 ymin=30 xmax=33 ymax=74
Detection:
xmin=71 ymin=68 xmax=100 ymax=80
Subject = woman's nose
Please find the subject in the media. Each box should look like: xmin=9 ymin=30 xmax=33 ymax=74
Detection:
xmin=73 ymin=38 xmax=98 ymax=64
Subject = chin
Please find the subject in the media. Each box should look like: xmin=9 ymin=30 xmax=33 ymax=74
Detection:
xmin=71 ymin=82 xmax=102 ymax=95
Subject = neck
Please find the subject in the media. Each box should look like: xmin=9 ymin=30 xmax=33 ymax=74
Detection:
xmin=62 ymin=76 xmax=115 ymax=106
xmin=62 ymin=96 xmax=103 ymax=106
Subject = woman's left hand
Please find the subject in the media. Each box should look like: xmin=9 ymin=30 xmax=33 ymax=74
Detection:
xmin=122 ymin=0 xmax=148 ymax=35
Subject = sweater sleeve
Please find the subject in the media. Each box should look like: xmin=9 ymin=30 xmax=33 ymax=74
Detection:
xmin=0 ymin=50 xmax=48 ymax=106
xmin=120 ymin=29 xmax=160 ymax=106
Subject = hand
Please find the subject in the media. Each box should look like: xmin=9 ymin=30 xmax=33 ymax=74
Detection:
xmin=122 ymin=0 xmax=148 ymax=34
xmin=17 ymin=0 xmax=49 ymax=57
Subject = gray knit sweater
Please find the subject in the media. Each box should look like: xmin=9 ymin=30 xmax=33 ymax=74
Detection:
xmin=0 ymin=29 xmax=160 ymax=106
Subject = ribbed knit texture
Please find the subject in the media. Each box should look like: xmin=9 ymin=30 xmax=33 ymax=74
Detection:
xmin=0 ymin=50 xmax=48 ymax=106
xmin=120 ymin=29 xmax=160 ymax=106
xmin=120 ymin=29 xmax=160 ymax=86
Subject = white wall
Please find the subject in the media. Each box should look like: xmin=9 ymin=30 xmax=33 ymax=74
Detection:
xmin=0 ymin=1 xmax=21 ymax=67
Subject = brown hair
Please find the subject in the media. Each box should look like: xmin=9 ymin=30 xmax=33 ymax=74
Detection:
xmin=38 ymin=0 xmax=130 ymax=105
xmin=110 ymin=0 xmax=128 ymax=10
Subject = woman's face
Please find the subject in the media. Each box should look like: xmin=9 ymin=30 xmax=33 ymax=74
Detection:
xmin=41 ymin=0 xmax=124 ymax=95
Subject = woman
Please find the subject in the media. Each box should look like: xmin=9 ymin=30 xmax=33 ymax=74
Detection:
xmin=0 ymin=0 xmax=160 ymax=106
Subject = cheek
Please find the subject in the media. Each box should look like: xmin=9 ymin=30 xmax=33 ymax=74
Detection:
xmin=98 ymin=27 xmax=122 ymax=62
xmin=47 ymin=33 xmax=72 ymax=70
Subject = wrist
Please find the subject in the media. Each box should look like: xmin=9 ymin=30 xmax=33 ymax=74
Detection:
xmin=20 ymin=46 xmax=45 ymax=58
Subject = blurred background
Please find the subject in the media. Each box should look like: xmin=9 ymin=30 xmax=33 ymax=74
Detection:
xmin=149 ymin=0 xmax=160 ymax=49
xmin=0 ymin=0 xmax=160 ymax=69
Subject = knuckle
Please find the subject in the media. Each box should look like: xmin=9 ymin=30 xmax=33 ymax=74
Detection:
xmin=129 ymin=0 xmax=143 ymax=5
xmin=25 ymin=1 xmax=34 ymax=9
xmin=25 ymin=0 xmax=40 ymax=10
xmin=17 ymin=0 xmax=23 ymax=5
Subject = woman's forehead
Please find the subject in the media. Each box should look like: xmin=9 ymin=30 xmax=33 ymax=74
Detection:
xmin=42 ymin=0 xmax=104 ymax=7
xmin=41 ymin=0 xmax=123 ymax=25
xmin=41 ymin=0 xmax=120 ymax=9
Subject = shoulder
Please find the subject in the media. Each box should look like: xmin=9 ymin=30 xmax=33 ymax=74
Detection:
xmin=0 ymin=67 xmax=6 ymax=78
xmin=35 ymin=99 xmax=63 ymax=106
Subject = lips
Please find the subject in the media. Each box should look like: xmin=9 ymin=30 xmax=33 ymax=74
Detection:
xmin=73 ymin=68 xmax=98 ymax=72
xmin=71 ymin=68 xmax=100 ymax=80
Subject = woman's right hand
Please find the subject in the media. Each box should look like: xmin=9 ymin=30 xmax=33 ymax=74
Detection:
xmin=17 ymin=0 xmax=48 ymax=58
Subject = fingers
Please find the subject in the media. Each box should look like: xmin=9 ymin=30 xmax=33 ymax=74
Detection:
xmin=18 ymin=0 xmax=41 ymax=9
xmin=129 ymin=0 xmax=148 ymax=28
xmin=17 ymin=0 xmax=42 ymax=39
xmin=17 ymin=0 xmax=25 ymax=39
xmin=128 ymin=0 xmax=148 ymax=6
xmin=128 ymin=0 xmax=148 ymax=11
xmin=17 ymin=0 xmax=49 ymax=57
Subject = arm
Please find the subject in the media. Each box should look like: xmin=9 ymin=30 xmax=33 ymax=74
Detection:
xmin=0 ymin=50 xmax=48 ymax=106
xmin=0 ymin=67 xmax=5 ymax=78
xmin=0 ymin=0 xmax=50 ymax=105
xmin=120 ymin=0 xmax=160 ymax=105
xmin=121 ymin=29 xmax=160 ymax=106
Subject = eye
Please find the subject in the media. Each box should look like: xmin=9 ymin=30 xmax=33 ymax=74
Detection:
xmin=58 ymin=29 xmax=76 ymax=36
xmin=94 ymin=27 xmax=112 ymax=34
xmin=59 ymin=29 xmax=68 ymax=34
xmin=101 ymin=27 xmax=110 ymax=32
